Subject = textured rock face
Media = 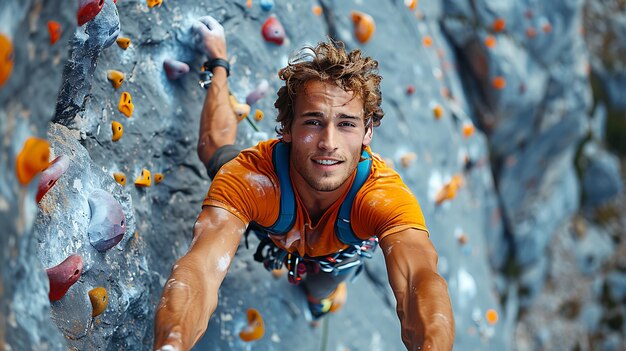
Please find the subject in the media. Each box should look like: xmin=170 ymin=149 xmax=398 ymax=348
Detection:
xmin=1 ymin=1 xmax=623 ymax=351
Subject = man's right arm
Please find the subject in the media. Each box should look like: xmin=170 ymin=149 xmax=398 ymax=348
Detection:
xmin=153 ymin=206 xmax=246 ymax=351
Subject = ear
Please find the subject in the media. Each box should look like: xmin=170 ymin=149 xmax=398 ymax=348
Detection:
xmin=362 ymin=125 xmax=373 ymax=146
xmin=282 ymin=131 xmax=292 ymax=143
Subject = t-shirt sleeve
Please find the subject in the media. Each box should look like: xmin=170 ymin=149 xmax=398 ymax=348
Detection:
xmin=202 ymin=152 xmax=279 ymax=227
xmin=352 ymin=169 xmax=429 ymax=241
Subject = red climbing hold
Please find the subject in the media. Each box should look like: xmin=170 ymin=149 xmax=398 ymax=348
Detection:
xmin=46 ymin=254 xmax=83 ymax=301
xmin=77 ymin=0 xmax=105 ymax=26
xmin=48 ymin=21 xmax=62 ymax=45
xmin=36 ymin=154 xmax=70 ymax=203
xmin=262 ymin=15 xmax=285 ymax=45
xmin=163 ymin=59 xmax=190 ymax=80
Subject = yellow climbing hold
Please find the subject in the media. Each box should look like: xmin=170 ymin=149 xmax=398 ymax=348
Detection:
xmin=351 ymin=11 xmax=375 ymax=44
xmin=486 ymin=308 xmax=498 ymax=325
xmin=135 ymin=168 xmax=151 ymax=187
xmin=88 ymin=287 xmax=108 ymax=317
xmin=400 ymin=152 xmax=417 ymax=168
xmin=433 ymin=104 xmax=443 ymax=119
xmin=111 ymin=121 xmax=123 ymax=142
xmin=0 ymin=33 xmax=14 ymax=87
xmin=435 ymin=174 xmax=463 ymax=205
xmin=229 ymin=95 xmax=250 ymax=122
xmin=405 ymin=0 xmax=417 ymax=10
xmin=239 ymin=308 xmax=264 ymax=342
xmin=462 ymin=123 xmax=475 ymax=138
xmin=146 ymin=0 xmax=162 ymax=8
xmin=253 ymin=109 xmax=264 ymax=122
xmin=484 ymin=35 xmax=496 ymax=48
xmin=422 ymin=35 xmax=433 ymax=47
xmin=16 ymin=137 xmax=50 ymax=185
xmin=118 ymin=92 xmax=134 ymax=118
xmin=113 ymin=172 xmax=126 ymax=186
xmin=312 ymin=5 xmax=323 ymax=16
xmin=154 ymin=173 xmax=164 ymax=184
xmin=107 ymin=70 xmax=125 ymax=89
xmin=116 ymin=37 xmax=131 ymax=49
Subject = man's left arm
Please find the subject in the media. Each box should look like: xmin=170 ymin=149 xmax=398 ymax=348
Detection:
xmin=379 ymin=228 xmax=455 ymax=351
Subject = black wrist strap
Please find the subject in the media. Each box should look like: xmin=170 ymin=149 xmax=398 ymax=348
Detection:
xmin=203 ymin=58 xmax=230 ymax=76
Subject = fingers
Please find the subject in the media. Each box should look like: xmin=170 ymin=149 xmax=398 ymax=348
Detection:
xmin=197 ymin=16 xmax=224 ymax=37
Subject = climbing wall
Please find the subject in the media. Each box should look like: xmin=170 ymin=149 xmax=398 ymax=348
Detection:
xmin=1 ymin=0 xmax=622 ymax=350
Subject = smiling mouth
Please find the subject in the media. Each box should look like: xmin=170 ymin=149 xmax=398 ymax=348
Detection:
xmin=313 ymin=159 xmax=341 ymax=166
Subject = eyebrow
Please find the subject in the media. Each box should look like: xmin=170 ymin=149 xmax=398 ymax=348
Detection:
xmin=300 ymin=111 xmax=363 ymax=121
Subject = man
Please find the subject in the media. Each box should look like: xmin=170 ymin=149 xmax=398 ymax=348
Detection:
xmin=154 ymin=16 xmax=454 ymax=351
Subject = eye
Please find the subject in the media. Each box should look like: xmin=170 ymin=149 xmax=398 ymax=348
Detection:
xmin=304 ymin=120 xmax=321 ymax=126
xmin=339 ymin=121 xmax=356 ymax=128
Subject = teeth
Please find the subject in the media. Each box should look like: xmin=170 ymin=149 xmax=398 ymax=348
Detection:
xmin=315 ymin=159 xmax=339 ymax=165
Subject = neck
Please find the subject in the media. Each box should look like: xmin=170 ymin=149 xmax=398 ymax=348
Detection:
xmin=291 ymin=170 xmax=352 ymax=226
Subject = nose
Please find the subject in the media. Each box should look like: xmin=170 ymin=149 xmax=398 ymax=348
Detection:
xmin=317 ymin=124 xmax=338 ymax=152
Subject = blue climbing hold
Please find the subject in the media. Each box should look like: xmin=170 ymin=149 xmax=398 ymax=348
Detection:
xmin=260 ymin=0 xmax=274 ymax=11
xmin=87 ymin=189 xmax=126 ymax=252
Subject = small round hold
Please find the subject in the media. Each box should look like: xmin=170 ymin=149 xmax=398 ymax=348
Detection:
xmin=116 ymin=37 xmax=131 ymax=49
xmin=260 ymin=0 xmax=274 ymax=11
xmin=351 ymin=11 xmax=376 ymax=44
xmin=312 ymin=5 xmax=323 ymax=16
xmin=16 ymin=137 xmax=50 ymax=185
xmin=432 ymin=105 xmax=443 ymax=119
xmin=486 ymin=309 xmax=498 ymax=325
xmin=400 ymin=152 xmax=417 ymax=168
xmin=111 ymin=121 xmax=123 ymax=142
xmin=261 ymin=15 xmax=286 ymax=45
xmin=484 ymin=35 xmax=496 ymax=48
xmin=135 ymin=168 xmax=152 ymax=187
xmin=405 ymin=0 xmax=417 ymax=10
xmin=154 ymin=173 xmax=164 ymax=184
xmin=163 ymin=59 xmax=190 ymax=80
xmin=89 ymin=287 xmax=108 ymax=317
xmin=107 ymin=70 xmax=125 ymax=89
xmin=406 ymin=85 xmax=415 ymax=95
xmin=491 ymin=76 xmax=506 ymax=90
xmin=0 ymin=33 xmax=15 ymax=87
xmin=253 ymin=109 xmax=264 ymax=122
xmin=492 ymin=18 xmax=506 ymax=32
xmin=48 ymin=20 xmax=62 ymax=45
xmin=422 ymin=35 xmax=432 ymax=47
xmin=462 ymin=123 xmax=474 ymax=138
xmin=113 ymin=172 xmax=126 ymax=186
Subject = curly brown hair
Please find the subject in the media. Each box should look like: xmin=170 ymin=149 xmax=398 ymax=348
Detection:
xmin=274 ymin=40 xmax=384 ymax=136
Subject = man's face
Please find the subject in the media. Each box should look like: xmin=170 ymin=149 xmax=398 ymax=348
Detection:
xmin=283 ymin=80 xmax=373 ymax=193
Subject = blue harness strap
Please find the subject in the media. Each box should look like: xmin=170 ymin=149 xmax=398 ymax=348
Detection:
xmin=264 ymin=141 xmax=372 ymax=245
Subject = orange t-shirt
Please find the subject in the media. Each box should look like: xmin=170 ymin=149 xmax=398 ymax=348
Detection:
xmin=202 ymin=139 xmax=429 ymax=257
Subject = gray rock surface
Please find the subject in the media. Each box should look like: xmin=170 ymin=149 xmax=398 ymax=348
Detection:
xmin=1 ymin=0 xmax=624 ymax=350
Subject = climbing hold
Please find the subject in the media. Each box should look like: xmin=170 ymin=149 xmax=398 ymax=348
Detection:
xmin=163 ymin=59 xmax=190 ymax=80
xmin=405 ymin=0 xmax=417 ymax=10
xmin=107 ymin=70 xmax=125 ymax=89
xmin=88 ymin=189 xmax=126 ymax=251
xmin=77 ymin=0 xmax=105 ymax=26
xmin=246 ymin=0 xmax=252 ymax=8
xmin=229 ymin=95 xmax=250 ymax=122
xmin=271 ymin=267 xmax=286 ymax=279
xmin=253 ymin=109 xmax=264 ymax=122
xmin=116 ymin=37 xmax=131 ymax=49
xmin=492 ymin=18 xmax=506 ymax=32
xmin=491 ymin=76 xmax=506 ymax=90
xmin=456 ymin=231 xmax=468 ymax=245
xmin=16 ymin=137 xmax=50 ymax=185
xmin=134 ymin=168 xmax=151 ymax=187
xmin=111 ymin=121 xmax=123 ymax=142
xmin=526 ymin=27 xmax=537 ymax=39
xmin=351 ymin=11 xmax=375 ymax=44
xmin=261 ymin=16 xmax=285 ymax=45
xmin=0 ymin=33 xmax=14 ymax=87
xmin=260 ymin=0 xmax=274 ymax=11
xmin=542 ymin=22 xmax=552 ymax=33
xmin=400 ymin=152 xmax=417 ymax=168
xmin=462 ymin=123 xmax=474 ymax=138
xmin=435 ymin=175 xmax=463 ymax=205
xmin=422 ymin=35 xmax=432 ymax=47
xmin=48 ymin=20 xmax=62 ymax=45
xmin=36 ymin=154 xmax=70 ymax=203
xmin=486 ymin=309 xmax=498 ymax=325
xmin=46 ymin=254 xmax=83 ymax=301
xmin=154 ymin=173 xmax=164 ymax=184
xmin=312 ymin=5 xmax=323 ymax=16
xmin=484 ymin=35 xmax=496 ymax=48
xmin=118 ymin=92 xmax=134 ymax=117
xmin=246 ymin=80 xmax=270 ymax=105
xmin=239 ymin=308 xmax=265 ymax=342
xmin=406 ymin=85 xmax=415 ymax=95
xmin=433 ymin=104 xmax=443 ymax=119
xmin=89 ymin=287 xmax=108 ymax=317
xmin=146 ymin=0 xmax=162 ymax=8
xmin=113 ymin=172 xmax=126 ymax=186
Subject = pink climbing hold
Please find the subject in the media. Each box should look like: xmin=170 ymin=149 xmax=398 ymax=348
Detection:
xmin=36 ymin=154 xmax=70 ymax=203
xmin=163 ymin=59 xmax=190 ymax=80
xmin=77 ymin=0 xmax=105 ymax=26
xmin=87 ymin=189 xmax=126 ymax=252
xmin=246 ymin=80 xmax=270 ymax=105
xmin=46 ymin=254 xmax=83 ymax=301
xmin=261 ymin=15 xmax=285 ymax=45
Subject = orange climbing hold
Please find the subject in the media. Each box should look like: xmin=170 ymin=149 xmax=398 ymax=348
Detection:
xmin=146 ymin=0 xmax=162 ymax=8
xmin=422 ymin=35 xmax=433 ymax=47
xmin=542 ymin=22 xmax=552 ymax=33
xmin=229 ymin=95 xmax=251 ymax=122
xmin=16 ymin=137 xmax=50 ymax=185
xmin=433 ymin=105 xmax=443 ymax=119
xmin=462 ymin=123 xmax=475 ymax=138
xmin=400 ymin=152 xmax=417 ymax=168
xmin=154 ymin=173 xmax=164 ymax=184
xmin=239 ymin=308 xmax=265 ymax=342
xmin=0 ymin=33 xmax=14 ymax=87
xmin=253 ymin=109 xmax=264 ymax=122
xmin=113 ymin=172 xmax=126 ymax=186
xmin=107 ymin=70 xmax=125 ymax=89
xmin=351 ymin=11 xmax=375 ymax=44
xmin=111 ymin=121 xmax=123 ymax=141
xmin=46 ymin=254 xmax=83 ymax=301
xmin=435 ymin=174 xmax=463 ymax=205
xmin=116 ymin=37 xmax=131 ymax=49
xmin=48 ymin=20 xmax=62 ymax=45
xmin=89 ymin=287 xmax=108 ymax=317
xmin=135 ymin=168 xmax=151 ymax=187
xmin=491 ymin=76 xmax=506 ymax=90
xmin=486 ymin=309 xmax=499 ymax=325
xmin=484 ymin=35 xmax=496 ymax=48
xmin=492 ymin=18 xmax=506 ymax=32
xmin=405 ymin=0 xmax=417 ymax=10
xmin=312 ymin=5 xmax=323 ymax=16
xmin=526 ymin=27 xmax=537 ymax=39
xmin=118 ymin=92 xmax=134 ymax=117
xmin=246 ymin=0 xmax=252 ymax=8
